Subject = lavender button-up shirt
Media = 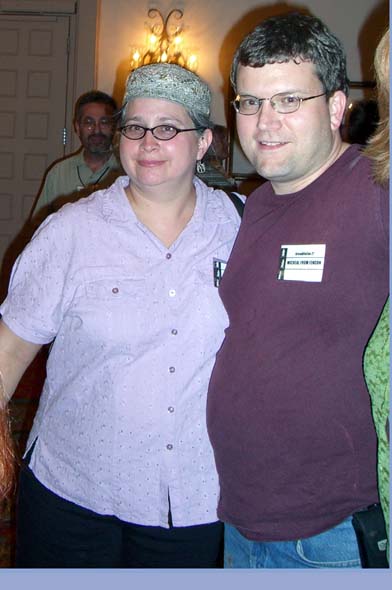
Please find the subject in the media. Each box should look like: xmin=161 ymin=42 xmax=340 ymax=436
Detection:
xmin=1 ymin=176 xmax=241 ymax=527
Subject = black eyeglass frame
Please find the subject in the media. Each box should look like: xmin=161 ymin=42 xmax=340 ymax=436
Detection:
xmin=232 ymin=92 xmax=327 ymax=115
xmin=119 ymin=124 xmax=205 ymax=141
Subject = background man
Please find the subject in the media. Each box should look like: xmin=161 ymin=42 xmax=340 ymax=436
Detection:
xmin=207 ymin=13 xmax=389 ymax=568
xmin=31 ymin=90 xmax=122 ymax=224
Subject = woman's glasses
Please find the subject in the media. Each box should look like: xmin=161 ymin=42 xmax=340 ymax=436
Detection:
xmin=119 ymin=124 xmax=204 ymax=141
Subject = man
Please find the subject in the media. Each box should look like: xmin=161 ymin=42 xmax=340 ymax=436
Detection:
xmin=207 ymin=13 xmax=389 ymax=568
xmin=31 ymin=90 xmax=122 ymax=224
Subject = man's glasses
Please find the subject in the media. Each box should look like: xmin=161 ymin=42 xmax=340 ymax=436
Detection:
xmin=119 ymin=124 xmax=204 ymax=141
xmin=80 ymin=118 xmax=115 ymax=131
xmin=232 ymin=92 xmax=327 ymax=115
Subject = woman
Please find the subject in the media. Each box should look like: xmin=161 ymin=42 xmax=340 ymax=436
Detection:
xmin=363 ymin=28 xmax=389 ymax=557
xmin=0 ymin=63 xmax=242 ymax=567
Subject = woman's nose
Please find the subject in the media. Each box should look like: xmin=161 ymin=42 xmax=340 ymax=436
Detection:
xmin=140 ymin=129 xmax=159 ymax=149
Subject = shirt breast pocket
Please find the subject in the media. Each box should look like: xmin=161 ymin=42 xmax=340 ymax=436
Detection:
xmin=85 ymin=277 xmax=146 ymax=302
xmin=73 ymin=276 xmax=148 ymax=345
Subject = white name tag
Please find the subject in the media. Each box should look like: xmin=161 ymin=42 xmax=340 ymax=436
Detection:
xmin=278 ymin=244 xmax=326 ymax=282
xmin=213 ymin=258 xmax=228 ymax=287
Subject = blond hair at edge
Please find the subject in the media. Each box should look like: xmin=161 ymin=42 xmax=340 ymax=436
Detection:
xmin=364 ymin=28 xmax=390 ymax=186
xmin=0 ymin=371 xmax=15 ymax=501
xmin=0 ymin=407 xmax=15 ymax=500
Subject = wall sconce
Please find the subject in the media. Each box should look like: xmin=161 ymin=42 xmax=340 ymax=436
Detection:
xmin=130 ymin=9 xmax=198 ymax=72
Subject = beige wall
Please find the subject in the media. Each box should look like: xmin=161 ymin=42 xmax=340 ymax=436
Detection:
xmin=96 ymin=0 xmax=388 ymax=125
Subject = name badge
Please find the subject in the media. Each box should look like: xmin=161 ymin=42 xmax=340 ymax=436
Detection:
xmin=278 ymin=244 xmax=326 ymax=282
xmin=213 ymin=258 xmax=228 ymax=287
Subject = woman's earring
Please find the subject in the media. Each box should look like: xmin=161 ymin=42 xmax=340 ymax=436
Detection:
xmin=196 ymin=160 xmax=206 ymax=174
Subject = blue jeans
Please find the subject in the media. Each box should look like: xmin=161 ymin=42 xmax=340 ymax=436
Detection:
xmin=224 ymin=517 xmax=361 ymax=568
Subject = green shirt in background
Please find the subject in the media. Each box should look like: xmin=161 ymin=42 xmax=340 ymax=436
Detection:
xmin=31 ymin=150 xmax=122 ymax=223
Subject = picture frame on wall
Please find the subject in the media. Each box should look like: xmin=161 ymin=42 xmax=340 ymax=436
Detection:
xmin=342 ymin=80 xmax=377 ymax=142
xmin=347 ymin=80 xmax=376 ymax=103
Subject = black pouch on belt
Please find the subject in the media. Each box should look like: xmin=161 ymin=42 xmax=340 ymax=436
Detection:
xmin=352 ymin=503 xmax=389 ymax=568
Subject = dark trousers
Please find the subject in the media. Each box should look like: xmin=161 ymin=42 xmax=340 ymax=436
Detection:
xmin=15 ymin=464 xmax=223 ymax=568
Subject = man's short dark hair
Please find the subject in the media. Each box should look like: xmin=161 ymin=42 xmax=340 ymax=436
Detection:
xmin=231 ymin=12 xmax=349 ymax=97
xmin=74 ymin=90 xmax=118 ymax=121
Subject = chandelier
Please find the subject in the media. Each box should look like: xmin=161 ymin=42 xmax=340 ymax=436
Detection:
xmin=130 ymin=9 xmax=198 ymax=72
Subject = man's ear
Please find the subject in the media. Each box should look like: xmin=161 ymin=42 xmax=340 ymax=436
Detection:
xmin=328 ymin=91 xmax=347 ymax=131
xmin=197 ymin=128 xmax=213 ymax=161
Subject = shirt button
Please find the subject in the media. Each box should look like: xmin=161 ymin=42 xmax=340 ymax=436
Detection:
xmin=169 ymin=366 xmax=175 ymax=373
xmin=168 ymin=406 xmax=174 ymax=413
xmin=171 ymin=329 xmax=178 ymax=335
xmin=166 ymin=444 xmax=173 ymax=450
xmin=166 ymin=253 xmax=172 ymax=259
xmin=112 ymin=287 xmax=119 ymax=294
xmin=169 ymin=289 xmax=176 ymax=297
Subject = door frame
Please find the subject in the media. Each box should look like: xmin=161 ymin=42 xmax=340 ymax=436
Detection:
xmin=69 ymin=0 xmax=99 ymax=151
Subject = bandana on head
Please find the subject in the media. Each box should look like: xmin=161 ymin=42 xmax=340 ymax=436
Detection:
xmin=123 ymin=63 xmax=211 ymax=117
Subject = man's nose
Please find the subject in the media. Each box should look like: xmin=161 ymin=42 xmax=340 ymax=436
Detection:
xmin=256 ymin=100 xmax=282 ymax=129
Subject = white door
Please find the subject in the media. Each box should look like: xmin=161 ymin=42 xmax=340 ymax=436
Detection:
xmin=0 ymin=13 xmax=70 ymax=296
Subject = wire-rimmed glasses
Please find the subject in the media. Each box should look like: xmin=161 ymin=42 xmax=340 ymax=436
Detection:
xmin=232 ymin=92 xmax=327 ymax=115
xmin=80 ymin=117 xmax=115 ymax=130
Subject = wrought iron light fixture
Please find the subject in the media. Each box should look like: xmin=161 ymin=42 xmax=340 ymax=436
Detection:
xmin=130 ymin=8 xmax=198 ymax=72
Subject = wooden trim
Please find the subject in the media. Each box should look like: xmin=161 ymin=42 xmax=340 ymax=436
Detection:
xmin=66 ymin=0 xmax=98 ymax=152
xmin=72 ymin=0 xmax=98 ymax=97
xmin=0 ymin=0 xmax=76 ymax=13
xmin=349 ymin=81 xmax=376 ymax=89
